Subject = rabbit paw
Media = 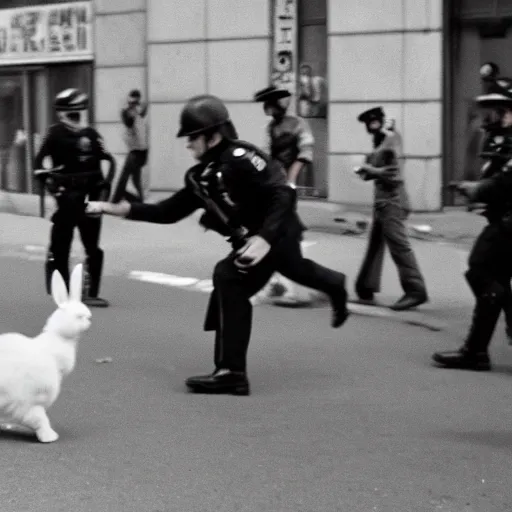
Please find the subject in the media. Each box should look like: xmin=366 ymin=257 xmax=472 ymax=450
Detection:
xmin=36 ymin=428 xmax=59 ymax=443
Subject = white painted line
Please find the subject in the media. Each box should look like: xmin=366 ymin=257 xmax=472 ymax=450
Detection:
xmin=24 ymin=245 xmax=46 ymax=252
xmin=128 ymin=271 xmax=213 ymax=293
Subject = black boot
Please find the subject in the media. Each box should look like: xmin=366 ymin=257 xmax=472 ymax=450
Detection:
xmin=82 ymin=251 xmax=109 ymax=308
xmin=329 ymin=274 xmax=350 ymax=328
xmin=185 ymin=369 xmax=250 ymax=396
xmin=432 ymin=296 xmax=500 ymax=371
xmin=432 ymin=346 xmax=491 ymax=371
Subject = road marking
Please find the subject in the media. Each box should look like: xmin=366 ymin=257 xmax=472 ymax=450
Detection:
xmin=128 ymin=271 xmax=214 ymax=293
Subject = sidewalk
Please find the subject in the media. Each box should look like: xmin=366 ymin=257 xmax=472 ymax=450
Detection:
xmin=0 ymin=189 xmax=486 ymax=246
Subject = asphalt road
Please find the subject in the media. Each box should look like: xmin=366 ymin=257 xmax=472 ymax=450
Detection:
xmin=1 ymin=254 xmax=512 ymax=512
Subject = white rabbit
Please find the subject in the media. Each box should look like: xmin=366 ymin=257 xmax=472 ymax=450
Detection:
xmin=0 ymin=264 xmax=91 ymax=443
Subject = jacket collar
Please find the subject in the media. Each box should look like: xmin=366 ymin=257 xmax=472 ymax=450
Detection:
xmin=199 ymin=138 xmax=231 ymax=165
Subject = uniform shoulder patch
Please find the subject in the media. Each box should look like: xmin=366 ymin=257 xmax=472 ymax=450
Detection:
xmin=233 ymin=148 xmax=246 ymax=157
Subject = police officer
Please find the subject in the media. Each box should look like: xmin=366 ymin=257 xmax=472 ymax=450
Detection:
xmin=34 ymin=88 xmax=115 ymax=308
xmin=354 ymin=107 xmax=428 ymax=311
xmin=86 ymin=94 xmax=349 ymax=395
xmin=433 ymin=79 xmax=512 ymax=370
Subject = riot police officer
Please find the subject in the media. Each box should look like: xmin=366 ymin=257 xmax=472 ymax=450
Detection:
xmin=34 ymin=88 xmax=115 ymax=307
xmin=86 ymin=94 xmax=349 ymax=395
xmin=433 ymin=78 xmax=512 ymax=370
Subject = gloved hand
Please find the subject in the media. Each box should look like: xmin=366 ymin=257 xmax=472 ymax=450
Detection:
xmin=235 ymin=235 xmax=271 ymax=268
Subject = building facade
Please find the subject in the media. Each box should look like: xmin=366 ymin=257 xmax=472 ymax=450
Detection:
xmin=0 ymin=0 xmax=510 ymax=211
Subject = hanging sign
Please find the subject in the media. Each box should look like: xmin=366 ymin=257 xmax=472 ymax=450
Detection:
xmin=0 ymin=2 xmax=93 ymax=66
xmin=271 ymin=0 xmax=297 ymax=114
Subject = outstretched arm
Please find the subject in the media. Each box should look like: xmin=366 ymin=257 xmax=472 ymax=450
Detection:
xmin=87 ymin=187 xmax=202 ymax=224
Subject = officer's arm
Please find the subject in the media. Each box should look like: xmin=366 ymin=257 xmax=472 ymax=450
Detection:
xmin=472 ymin=171 xmax=512 ymax=203
xmin=296 ymin=117 xmax=314 ymax=164
xmin=363 ymin=150 xmax=401 ymax=184
xmin=33 ymin=131 xmax=53 ymax=170
xmin=126 ymin=187 xmax=202 ymax=224
xmin=287 ymin=118 xmax=315 ymax=184
xmin=96 ymin=134 xmax=117 ymax=185
xmin=101 ymin=152 xmax=117 ymax=185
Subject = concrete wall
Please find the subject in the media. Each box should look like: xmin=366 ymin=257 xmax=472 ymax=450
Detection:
xmin=93 ymin=0 xmax=147 ymax=191
xmin=146 ymin=0 xmax=271 ymax=190
xmin=326 ymin=0 xmax=443 ymax=211
xmin=92 ymin=0 xmax=444 ymax=211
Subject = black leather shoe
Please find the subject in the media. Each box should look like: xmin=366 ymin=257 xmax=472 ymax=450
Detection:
xmin=432 ymin=348 xmax=491 ymax=371
xmin=389 ymin=293 xmax=428 ymax=311
xmin=330 ymin=278 xmax=350 ymax=328
xmin=83 ymin=297 xmax=110 ymax=308
xmin=355 ymin=288 xmax=374 ymax=302
xmin=185 ymin=369 xmax=250 ymax=396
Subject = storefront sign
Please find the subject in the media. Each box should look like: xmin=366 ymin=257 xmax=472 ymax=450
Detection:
xmin=271 ymin=0 xmax=297 ymax=114
xmin=0 ymin=2 xmax=93 ymax=66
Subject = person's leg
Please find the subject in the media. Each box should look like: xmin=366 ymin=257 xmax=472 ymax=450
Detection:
xmin=433 ymin=225 xmax=509 ymax=370
xmin=186 ymin=252 xmax=275 ymax=395
xmin=276 ymin=238 xmax=349 ymax=328
xmin=77 ymin=213 xmax=108 ymax=307
xmin=380 ymin=204 xmax=428 ymax=310
xmin=111 ymin=151 xmax=135 ymax=203
xmin=355 ymin=212 xmax=385 ymax=302
xmin=45 ymin=204 xmax=76 ymax=294
xmin=130 ymin=150 xmax=147 ymax=203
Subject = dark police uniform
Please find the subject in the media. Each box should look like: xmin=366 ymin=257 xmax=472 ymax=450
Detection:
xmin=123 ymin=94 xmax=349 ymax=395
xmin=35 ymin=121 xmax=114 ymax=305
xmin=433 ymin=79 xmax=512 ymax=370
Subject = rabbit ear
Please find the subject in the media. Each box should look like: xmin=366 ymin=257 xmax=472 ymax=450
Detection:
xmin=69 ymin=264 xmax=84 ymax=303
xmin=51 ymin=269 xmax=69 ymax=307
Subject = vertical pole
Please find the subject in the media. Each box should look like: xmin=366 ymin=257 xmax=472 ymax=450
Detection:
xmin=22 ymin=69 xmax=33 ymax=194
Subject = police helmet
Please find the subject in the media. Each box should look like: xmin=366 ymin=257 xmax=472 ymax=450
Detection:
xmin=177 ymin=95 xmax=237 ymax=138
xmin=476 ymin=78 xmax=512 ymax=108
xmin=54 ymin=88 xmax=89 ymax=112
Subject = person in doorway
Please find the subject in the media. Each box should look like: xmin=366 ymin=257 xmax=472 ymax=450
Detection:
xmin=353 ymin=107 xmax=428 ymax=311
xmin=34 ymin=88 xmax=115 ymax=308
xmin=111 ymin=89 xmax=148 ymax=203
xmin=253 ymin=85 xmax=315 ymax=304
xmin=433 ymin=78 xmax=512 ymax=369
xmin=85 ymin=94 xmax=350 ymax=395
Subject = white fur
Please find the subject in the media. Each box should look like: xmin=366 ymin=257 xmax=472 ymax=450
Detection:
xmin=0 ymin=264 xmax=91 ymax=443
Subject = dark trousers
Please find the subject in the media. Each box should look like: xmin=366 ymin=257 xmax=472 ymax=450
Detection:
xmin=112 ymin=149 xmax=147 ymax=203
xmin=355 ymin=203 xmax=427 ymax=297
xmin=464 ymin=222 xmax=512 ymax=353
xmin=46 ymin=192 xmax=104 ymax=297
xmin=203 ymin=233 xmax=346 ymax=372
